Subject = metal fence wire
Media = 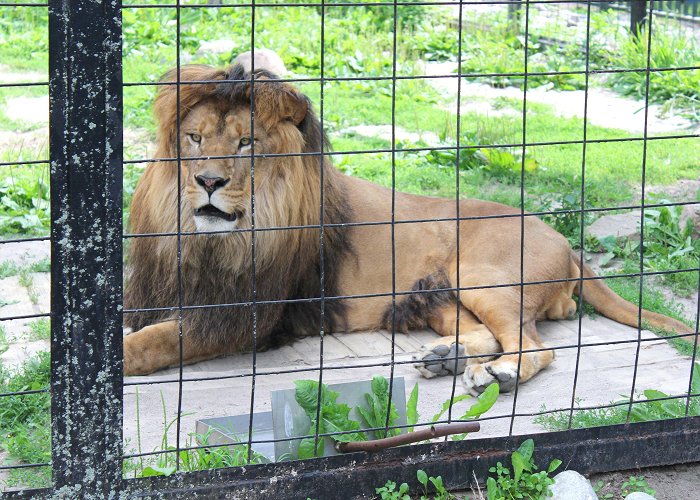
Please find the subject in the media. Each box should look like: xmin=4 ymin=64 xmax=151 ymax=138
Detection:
xmin=0 ymin=0 xmax=699 ymax=497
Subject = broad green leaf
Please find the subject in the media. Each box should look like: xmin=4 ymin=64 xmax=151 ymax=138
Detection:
xmin=660 ymin=401 xmax=685 ymax=418
xmin=139 ymin=465 xmax=176 ymax=477
xmin=511 ymin=451 xmax=526 ymax=483
xmin=643 ymin=389 xmax=669 ymax=401
xmin=691 ymin=363 xmax=700 ymax=395
xmin=298 ymin=437 xmax=323 ymax=459
xmin=486 ymin=477 xmax=499 ymax=500
xmin=371 ymin=375 xmax=389 ymax=399
xmin=406 ymin=383 xmax=419 ymax=432
xmin=462 ymin=383 xmax=499 ymax=419
xmin=516 ymin=438 xmax=534 ymax=463
xmin=294 ymin=380 xmax=322 ymax=415
xmin=431 ymin=393 xmax=472 ymax=422
xmin=547 ymin=459 xmax=562 ymax=473
xmin=417 ymin=469 xmax=428 ymax=486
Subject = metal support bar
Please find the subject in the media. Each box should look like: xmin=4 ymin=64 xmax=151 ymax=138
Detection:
xmin=49 ymin=0 xmax=124 ymax=496
xmin=123 ymin=417 xmax=700 ymax=499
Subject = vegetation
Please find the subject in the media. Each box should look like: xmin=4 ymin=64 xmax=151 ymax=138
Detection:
xmin=293 ymin=378 xmax=498 ymax=459
xmin=375 ymin=469 xmax=454 ymax=500
xmin=594 ymin=475 xmax=656 ymax=499
xmin=534 ymin=362 xmax=700 ymax=431
xmin=0 ymin=352 xmax=51 ymax=489
xmin=487 ymin=439 xmax=562 ymax=500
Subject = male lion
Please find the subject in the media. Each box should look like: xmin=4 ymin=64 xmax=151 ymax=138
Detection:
xmin=123 ymin=63 xmax=691 ymax=394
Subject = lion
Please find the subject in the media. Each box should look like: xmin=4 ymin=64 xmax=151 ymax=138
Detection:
xmin=123 ymin=63 xmax=691 ymax=395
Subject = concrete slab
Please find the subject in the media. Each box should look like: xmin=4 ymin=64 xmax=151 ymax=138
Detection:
xmin=0 ymin=240 xmax=50 ymax=266
xmin=123 ymin=315 xmax=695 ymax=458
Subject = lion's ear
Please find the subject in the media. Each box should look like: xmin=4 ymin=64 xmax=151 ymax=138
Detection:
xmin=252 ymin=78 xmax=308 ymax=127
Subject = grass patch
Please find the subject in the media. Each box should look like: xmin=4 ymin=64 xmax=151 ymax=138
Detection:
xmin=0 ymin=352 xmax=51 ymax=489
xmin=26 ymin=318 xmax=49 ymax=342
xmin=0 ymin=259 xmax=50 ymax=279
xmin=535 ymin=363 xmax=700 ymax=431
xmin=603 ymin=276 xmax=697 ymax=357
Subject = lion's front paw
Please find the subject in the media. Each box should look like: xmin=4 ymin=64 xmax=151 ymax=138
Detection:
xmin=462 ymin=361 xmax=518 ymax=396
xmin=413 ymin=342 xmax=466 ymax=379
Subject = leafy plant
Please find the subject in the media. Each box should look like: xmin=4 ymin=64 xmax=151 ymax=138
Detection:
xmin=417 ymin=469 xmax=453 ymax=500
xmin=0 ymin=351 xmax=51 ymax=488
xmin=535 ymin=362 xmax=700 ymax=431
xmin=294 ymin=380 xmax=367 ymax=459
xmin=26 ymin=318 xmax=50 ymax=341
xmin=431 ymin=382 xmax=499 ymax=440
xmin=376 ymin=479 xmax=411 ymax=500
xmin=486 ymin=439 xmax=561 ymax=500
xmin=406 ymin=383 xmax=419 ymax=433
xmin=621 ymin=475 xmax=655 ymax=497
xmin=357 ymin=376 xmax=401 ymax=439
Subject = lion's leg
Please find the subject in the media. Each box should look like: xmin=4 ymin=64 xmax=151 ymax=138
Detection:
xmin=459 ymin=295 xmax=554 ymax=395
xmin=124 ymin=321 xmax=223 ymax=376
xmin=449 ymin=265 xmax=554 ymax=394
xmin=412 ymin=303 xmax=502 ymax=379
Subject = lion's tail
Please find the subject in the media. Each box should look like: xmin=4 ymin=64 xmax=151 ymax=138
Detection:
xmin=571 ymin=252 xmax=692 ymax=334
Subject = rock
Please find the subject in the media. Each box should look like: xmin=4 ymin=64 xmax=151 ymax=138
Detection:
xmin=549 ymin=470 xmax=598 ymax=500
xmin=625 ymin=493 xmax=656 ymax=500
xmin=232 ymin=48 xmax=287 ymax=76
xmin=679 ymin=204 xmax=700 ymax=236
xmin=587 ymin=212 xmax=641 ymax=241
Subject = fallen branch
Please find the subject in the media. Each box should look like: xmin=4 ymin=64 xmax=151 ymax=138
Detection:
xmin=335 ymin=422 xmax=480 ymax=453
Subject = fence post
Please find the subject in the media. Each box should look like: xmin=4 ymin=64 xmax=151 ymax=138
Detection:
xmin=630 ymin=0 xmax=647 ymax=36
xmin=49 ymin=0 xmax=124 ymax=495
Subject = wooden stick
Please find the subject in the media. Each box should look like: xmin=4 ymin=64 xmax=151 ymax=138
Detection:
xmin=335 ymin=422 xmax=480 ymax=453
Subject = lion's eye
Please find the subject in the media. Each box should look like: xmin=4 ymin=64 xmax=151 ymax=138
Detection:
xmin=189 ymin=133 xmax=201 ymax=143
xmin=239 ymin=137 xmax=252 ymax=147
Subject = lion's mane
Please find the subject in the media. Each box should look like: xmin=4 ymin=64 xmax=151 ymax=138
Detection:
xmin=123 ymin=64 xmax=352 ymax=351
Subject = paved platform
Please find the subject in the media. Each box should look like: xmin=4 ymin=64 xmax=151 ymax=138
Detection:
xmin=0 ymin=239 xmax=696 ymax=462
xmin=123 ymin=316 xmax=695 ymax=455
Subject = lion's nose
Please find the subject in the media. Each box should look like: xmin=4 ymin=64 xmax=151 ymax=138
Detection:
xmin=195 ymin=175 xmax=230 ymax=194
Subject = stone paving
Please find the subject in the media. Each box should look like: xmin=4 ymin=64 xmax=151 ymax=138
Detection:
xmin=121 ymin=314 xmax=695 ymax=455
xmin=0 ymin=239 xmax=695 ymax=457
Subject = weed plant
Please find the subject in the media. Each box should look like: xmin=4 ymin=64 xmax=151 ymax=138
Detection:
xmin=534 ymin=362 xmax=700 ymax=431
xmin=0 ymin=352 xmax=51 ymax=489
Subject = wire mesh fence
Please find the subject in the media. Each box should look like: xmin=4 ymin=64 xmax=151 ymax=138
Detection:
xmin=0 ymin=0 xmax=698 ymax=497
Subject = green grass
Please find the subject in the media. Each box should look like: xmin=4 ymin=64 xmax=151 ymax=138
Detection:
xmin=26 ymin=318 xmax=50 ymax=342
xmin=0 ymin=352 xmax=51 ymax=489
xmin=604 ymin=277 xmax=696 ymax=356
xmin=535 ymin=363 xmax=700 ymax=431
xmin=0 ymin=259 xmax=50 ymax=279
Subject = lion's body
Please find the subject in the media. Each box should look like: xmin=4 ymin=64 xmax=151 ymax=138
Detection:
xmin=123 ymin=64 xmax=690 ymax=393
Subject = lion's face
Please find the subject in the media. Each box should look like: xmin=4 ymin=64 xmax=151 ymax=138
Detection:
xmin=181 ymin=99 xmax=268 ymax=233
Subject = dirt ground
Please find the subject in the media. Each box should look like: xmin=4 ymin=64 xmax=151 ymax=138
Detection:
xmin=590 ymin=462 xmax=700 ymax=500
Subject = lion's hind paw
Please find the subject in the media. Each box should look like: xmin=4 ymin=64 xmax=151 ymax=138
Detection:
xmin=413 ymin=342 xmax=466 ymax=379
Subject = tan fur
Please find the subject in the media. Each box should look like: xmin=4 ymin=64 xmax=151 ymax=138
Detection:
xmin=124 ymin=63 xmax=692 ymax=394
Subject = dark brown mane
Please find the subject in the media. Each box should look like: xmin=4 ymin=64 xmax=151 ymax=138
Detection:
xmin=123 ymin=64 xmax=352 ymax=352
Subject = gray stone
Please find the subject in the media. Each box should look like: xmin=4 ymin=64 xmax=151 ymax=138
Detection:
xmin=549 ymin=470 xmax=598 ymax=500
xmin=680 ymin=204 xmax=700 ymax=236
xmin=625 ymin=493 xmax=656 ymax=500
xmin=587 ymin=212 xmax=641 ymax=241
